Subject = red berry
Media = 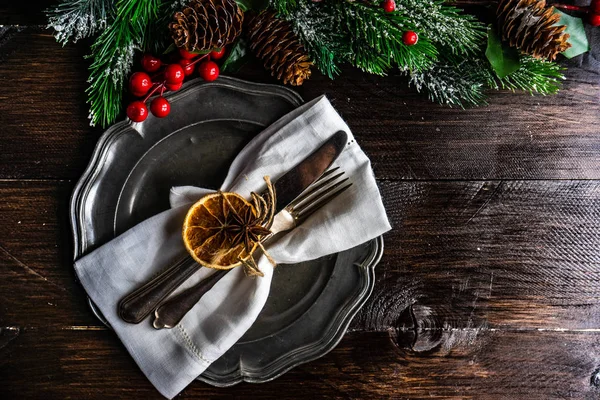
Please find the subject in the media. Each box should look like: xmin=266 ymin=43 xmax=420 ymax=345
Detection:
xmin=589 ymin=13 xmax=600 ymax=27
xmin=210 ymin=48 xmax=226 ymax=60
xmin=164 ymin=64 xmax=185 ymax=84
xmin=150 ymin=96 xmax=171 ymax=118
xmin=381 ymin=0 xmax=395 ymax=12
xmin=179 ymin=48 xmax=197 ymax=59
xmin=126 ymin=101 xmax=148 ymax=122
xmin=402 ymin=31 xmax=419 ymax=46
xmin=178 ymin=58 xmax=195 ymax=76
xmin=165 ymin=81 xmax=183 ymax=91
xmin=591 ymin=0 xmax=600 ymax=14
xmin=129 ymin=72 xmax=152 ymax=97
xmin=141 ymin=54 xmax=161 ymax=73
xmin=197 ymin=60 xmax=219 ymax=82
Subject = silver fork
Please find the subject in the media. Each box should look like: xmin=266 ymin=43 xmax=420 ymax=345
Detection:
xmin=152 ymin=169 xmax=352 ymax=329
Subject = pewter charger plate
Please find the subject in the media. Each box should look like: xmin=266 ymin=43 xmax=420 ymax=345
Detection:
xmin=70 ymin=76 xmax=383 ymax=386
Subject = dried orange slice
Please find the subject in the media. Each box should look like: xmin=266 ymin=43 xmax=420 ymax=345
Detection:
xmin=182 ymin=185 xmax=275 ymax=271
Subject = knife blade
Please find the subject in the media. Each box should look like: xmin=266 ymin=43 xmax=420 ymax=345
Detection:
xmin=272 ymin=130 xmax=347 ymax=212
xmin=119 ymin=130 xmax=348 ymax=324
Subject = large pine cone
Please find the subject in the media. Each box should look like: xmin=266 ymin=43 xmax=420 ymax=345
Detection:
xmin=497 ymin=0 xmax=570 ymax=60
xmin=169 ymin=0 xmax=243 ymax=52
xmin=246 ymin=11 xmax=312 ymax=86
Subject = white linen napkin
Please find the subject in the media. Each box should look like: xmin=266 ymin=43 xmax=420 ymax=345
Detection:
xmin=74 ymin=95 xmax=391 ymax=399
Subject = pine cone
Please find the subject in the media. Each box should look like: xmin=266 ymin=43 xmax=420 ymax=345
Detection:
xmin=246 ymin=11 xmax=312 ymax=86
xmin=497 ymin=0 xmax=570 ymax=60
xmin=169 ymin=0 xmax=243 ymax=52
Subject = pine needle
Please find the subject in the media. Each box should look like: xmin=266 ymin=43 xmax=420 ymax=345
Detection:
xmin=409 ymin=60 xmax=487 ymax=108
xmin=409 ymin=52 xmax=564 ymax=108
xmin=494 ymin=56 xmax=564 ymax=95
xmin=47 ymin=0 xmax=112 ymax=45
xmin=86 ymin=0 xmax=166 ymax=127
xmin=343 ymin=1 xmax=438 ymax=73
xmin=393 ymin=0 xmax=485 ymax=55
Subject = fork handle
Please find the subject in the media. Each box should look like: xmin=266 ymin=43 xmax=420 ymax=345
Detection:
xmin=153 ymin=269 xmax=229 ymax=329
xmin=118 ymin=255 xmax=200 ymax=324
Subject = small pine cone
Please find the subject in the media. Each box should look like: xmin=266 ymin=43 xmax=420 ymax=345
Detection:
xmin=246 ymin=11 xmax=313 ymax=86
xmin=169 ymin=0 xmax=243 ymax=52
xmin=497 ymin=0 xmax=570 ymax=60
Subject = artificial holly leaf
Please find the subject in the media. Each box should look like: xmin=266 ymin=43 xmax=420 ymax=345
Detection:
xmin=163 ymin=43 xmax=213 ymax=55
xmin=163 ymin=43 xmax=177 ymax=55
xmin=191 ymin=49 xmax=213 ymax=55
xmin=221 ymin=38 xmax=251 ymax=73
xmin=485 ymin=26 xmax=521 ymax=79
xmin=555 ymin=10 xmax=590 ymax=59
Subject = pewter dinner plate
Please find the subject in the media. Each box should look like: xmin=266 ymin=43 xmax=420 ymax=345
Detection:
xmin=70 ymin=76 xmax=383 ymax=386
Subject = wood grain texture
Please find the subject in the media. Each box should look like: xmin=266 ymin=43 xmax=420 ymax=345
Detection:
xmin=0 ymin=181 xmax=100 ymax=328
xmin=1 ymin=28 xmax=600 ymax=181
xmin=2 ymin=329 xmax=600 ymax=399
xmin=356 ymin=180 xmax=600 ymax=338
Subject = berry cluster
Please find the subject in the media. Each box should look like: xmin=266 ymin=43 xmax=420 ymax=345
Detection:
xmin=126 ymin=48 xmax=226 ymax=123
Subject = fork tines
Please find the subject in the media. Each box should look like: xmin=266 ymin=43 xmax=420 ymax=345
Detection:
xmin=288 ymin=168 xmax=352 ymax=222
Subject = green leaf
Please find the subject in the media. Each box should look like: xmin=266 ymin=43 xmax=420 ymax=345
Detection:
xmin=163 ymin=43 xmax=213 ymax=55
xmin=192 ymin=48 xmax=213 ymax=55
xmin=235 ymin=0 xmax=268 ymax=12
xmin=221 ymin=38 xmax=251 ymax=73
xmin=555 ymin=10 xmax=590 ymax=59
xmin=485 ymin=26 xmax=520 ymax=79
xmin=163 ymin=43 xmax=177 ymax=54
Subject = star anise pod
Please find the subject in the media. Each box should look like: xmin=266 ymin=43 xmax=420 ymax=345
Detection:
xmin=223 ymin=198 xmax=273 ymax=252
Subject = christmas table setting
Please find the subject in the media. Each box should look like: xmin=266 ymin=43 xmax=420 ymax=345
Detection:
xmin=2 ymin=0 xmax=600 ymax=398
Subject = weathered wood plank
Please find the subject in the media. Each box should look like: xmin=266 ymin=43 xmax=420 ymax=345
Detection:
xmin=1 ymin=329 xmax=600 ymax=398
xmin=0 ymin=28 xmax=96 ymax=180
xmin=2 ymin=180 xmax=600 ymax=335
xmin=1 ymin=29 xmax=599 ymax=181
xmin=355 ymin=179 xmax=600 ymax=343
xmin=0 ymin=180 xmax=102 ymax=328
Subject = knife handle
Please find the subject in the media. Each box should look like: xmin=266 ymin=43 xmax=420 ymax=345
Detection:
xmin=151 ymin=223 xmax=293 ymax=329
xmin=153 ymin=269 xmax=229 ymax=329
xmin=118 ymin=255 xmax=201 ymax=324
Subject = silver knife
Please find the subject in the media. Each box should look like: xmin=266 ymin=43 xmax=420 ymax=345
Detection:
xmin=118 ymin=130 xmax=348 ymax=324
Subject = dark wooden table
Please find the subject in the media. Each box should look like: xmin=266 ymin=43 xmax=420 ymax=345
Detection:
xmin=2 ymin=3 xmax=600 ymax=398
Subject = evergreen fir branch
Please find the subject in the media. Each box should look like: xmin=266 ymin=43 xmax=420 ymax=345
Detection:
xmin=47 ymin=0 xmax=112 ymax=45
xmin=409 ymin=59 xmax=487 ymax=108
xmin=352 ymin=42 xmax=391 ymax=76
xmin=392 ymin=0 xmax=485 ymax=55
xmin=86 ymin=0 xmax=166 ymax=127
xmin=270 ymin=0 xmax=298 ymax=16
xmin=491 ymin=56 xmax=564 ymax=95
xmin=271 ymin=0 xmax=487 ymax=77
xmin=308 ymin=44 xmax=341 ymax=79
xmin=409 ymin=52 xmax=564 ymax=108
xmin=343 ymin=1 xmax=437 ymax=73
